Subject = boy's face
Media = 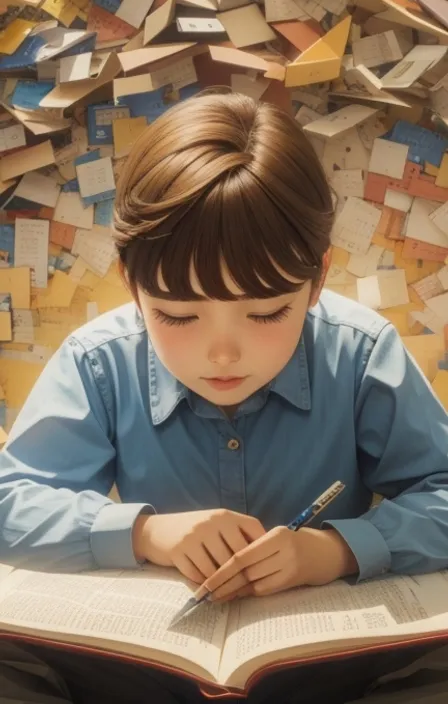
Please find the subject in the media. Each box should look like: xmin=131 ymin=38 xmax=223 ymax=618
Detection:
xmin=137 ymin=265 xmax=325 ymax=409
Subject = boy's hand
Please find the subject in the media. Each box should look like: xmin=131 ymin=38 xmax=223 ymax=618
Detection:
xmin=202 ymin=527 xmax=358 ymax=602
xmin=132 ymin=509 xmax=266 ymax=584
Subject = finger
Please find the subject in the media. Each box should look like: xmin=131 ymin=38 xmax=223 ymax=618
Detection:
xmin=218 ymin=583 xmax=254 ymax=603
xmin=212 ymin=553 xmax=283 ymax=601
xmin=239 ymin=516 xmax=266 ymax=543
xmin=171 ymin=552 xmax=206 ymax=584
xmin=187 ymin=544 xmax=221 ymax=579
xmin=203 ymin=535 xmax=233 ymax=568
xmin=220 ymin=526 xmax=250 ymax=555
xmin=204 ymin=531 xmax=280 ymax=592
xmin=243 ymin=571 xmax=286 ymax=597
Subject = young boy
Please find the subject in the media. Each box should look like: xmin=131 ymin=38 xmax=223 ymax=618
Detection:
xmin=0 ymin=90 xmax=447 ymax=704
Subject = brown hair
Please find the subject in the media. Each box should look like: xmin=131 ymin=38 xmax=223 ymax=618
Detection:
xmin=114 ymin=89 xmax=334 ymax=301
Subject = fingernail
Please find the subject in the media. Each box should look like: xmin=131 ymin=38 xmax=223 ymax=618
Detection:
xmin=194 ymin=583 xmax=212 ymax=600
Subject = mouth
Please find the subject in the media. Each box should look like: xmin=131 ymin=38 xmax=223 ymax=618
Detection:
xmin=202 ymin=376 xmax=247 ymax=391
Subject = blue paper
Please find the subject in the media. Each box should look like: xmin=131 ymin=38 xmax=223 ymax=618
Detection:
xmin=0 ymin=35 xmax=46 ymax=70
xmin=116 ymin=83 xmax=200 ymax=122
xmin=94 ymin=199 xmax=115 ymax=226
xmin=0 ymin=224 xmax=14 ymax=266
xmin=10 ymin=80 xmax=55 ymax=110
xmin=74 ymin=149 xmax=101 ymax=167
xmin=385 ymin=120 xmax=448 ymax=168
xmin=93 ymin=0 xmax=122 ymax=12
xmin=82 ymin=188 xmax=116 ymax=208
xmin=87 ymin=103 xmax=131 ymax=145
xmin=62 ymin=178 xmax=80 ymax=192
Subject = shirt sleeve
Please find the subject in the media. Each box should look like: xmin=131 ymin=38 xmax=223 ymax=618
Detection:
xmin=0 ymin=337 xmax=153 ymax=573
xmin=324 ymin=323 xmax=448 ymax=582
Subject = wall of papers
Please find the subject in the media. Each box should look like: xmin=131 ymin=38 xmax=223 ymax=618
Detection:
xmin=0 ymin=0 xmax=448 ymax=442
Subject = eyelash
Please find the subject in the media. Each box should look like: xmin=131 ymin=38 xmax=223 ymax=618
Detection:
xmin=153 ymin=305 xmax=292 ymax=327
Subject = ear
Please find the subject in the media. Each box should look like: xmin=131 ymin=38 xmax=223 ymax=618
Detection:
xmin=309 ymin=249 xmax=330 ymax=308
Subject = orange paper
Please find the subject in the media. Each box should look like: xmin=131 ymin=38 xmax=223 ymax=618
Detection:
xmin=87 ymin=4 xmax=135 ymax=42
xmin=400 ymin=238 xmax=448 ymax=262
xmin=50 ymin=221 xmax=76 ymax=250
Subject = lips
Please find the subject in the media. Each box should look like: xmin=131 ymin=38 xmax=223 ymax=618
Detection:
xmin=203 ymin=377 xmax=247 ymax=391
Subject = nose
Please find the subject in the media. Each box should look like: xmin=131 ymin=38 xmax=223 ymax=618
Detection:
xmin=208 ymin=336 xmax=241 ymax=367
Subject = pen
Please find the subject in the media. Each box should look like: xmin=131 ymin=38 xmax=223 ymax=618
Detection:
xmin=168 ymin=481 xmax=345 ymax=628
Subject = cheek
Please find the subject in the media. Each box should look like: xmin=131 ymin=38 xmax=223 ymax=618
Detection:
xmin=249 ymin=319 xmax=302 ymax=360
xmin=147 ymin=323 xmax=196 ymax=370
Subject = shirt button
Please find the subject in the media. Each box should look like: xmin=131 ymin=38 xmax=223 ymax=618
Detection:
xmin=227 ymin=438 xmax=240 ymax=451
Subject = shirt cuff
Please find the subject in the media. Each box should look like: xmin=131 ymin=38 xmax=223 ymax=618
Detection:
xmin=322 ymin=517 xmax=391 ymax=582
xmin=90 ymin=503 xmax=155 ymax=569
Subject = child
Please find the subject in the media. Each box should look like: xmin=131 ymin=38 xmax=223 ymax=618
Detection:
xmin=0 ymin=89 xmax=447 ymax=704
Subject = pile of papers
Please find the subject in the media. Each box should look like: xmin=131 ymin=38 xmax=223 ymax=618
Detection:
xmin=0 ymin=0 xmax=447 ymax=437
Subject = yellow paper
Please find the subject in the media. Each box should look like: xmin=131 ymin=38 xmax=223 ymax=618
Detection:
xmin=0 ymin=359 xmax=44 ymax=410
xmin=0 ymin=426 xmax=7 ymax=446
xmin=432 ymin=371 xmax=448 ymax=410
xmin=89 ymin=280 xmax=131 ymax=314
xmin=402 ymin=334 xmax=445 ymax=382
xmin=35 ymin=271 xmax=78 ymax=309
xmin=112 ymin=116 xmax=147 ymax=158
xmin=0 ymin=311 xmax=12 ymax=342
xmin=42 ymin=0 xmax=79 ymax=26
xmin=0 ymin=268 xmax=31 ymax=309
xmin=425 ymin=163 xmax=439 ymax=178
xmin=0 ymin=141 xmax=55 ymax=182
xmin=285 ymin=16 xmax=351 ymax=88
xmin=0 ymin=19 xmax=36 ymax=55
xmin=394 ymin=243 xmax=444 ymax=285
xmin=435 ymin=153 xmax=448 ymax=189
xmin=381 ymin=300 xmax=425 ymax=337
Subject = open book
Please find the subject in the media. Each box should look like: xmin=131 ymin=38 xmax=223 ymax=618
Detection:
xmin=0 ymin=563 xmax=448 ymax=695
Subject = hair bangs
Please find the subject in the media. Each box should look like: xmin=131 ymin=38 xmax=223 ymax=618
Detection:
xmin=122 ymin=168 xmax=322 ymax=302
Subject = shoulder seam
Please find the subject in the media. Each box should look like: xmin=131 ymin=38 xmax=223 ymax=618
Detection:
xmin=68 ymin=327 xmax=146 ymax=356
xmin=307 ymin=309 xmax=391 ymax=342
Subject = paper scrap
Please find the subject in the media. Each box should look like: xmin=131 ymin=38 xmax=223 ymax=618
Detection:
xmin=0 ymin=141 xmax=55 ymax=182
xmin=368 ymin=138 xmax=409 ymax=179
xmin=0 ymin=124 xmax=26 ymax=153
xmin=14 ymin=218 xmax=49 ymax=289
xmin=14 ymin=172 xmax=61 ymax=208
xmin=76 ymin=157 xmax=116 ymax=204
xmin=53 ymin=191 xmax=94 ymax=230
xmin=331 ymin=197 xmax=382 ymax=255
xmin=352 ymin=30 xmax=404 ymax=68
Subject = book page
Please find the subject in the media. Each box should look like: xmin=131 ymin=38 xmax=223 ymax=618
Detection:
xmin=219 ymin=571 xmax=448 ymax=687
xmin=0 ymin=566 xmax=229 ymax=682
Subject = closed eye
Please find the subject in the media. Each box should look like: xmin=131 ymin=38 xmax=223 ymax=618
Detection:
xmin=249 ymin=305 xmax=292 ymax=324
xmin=152 ymin=310 xmax=198 ymax=327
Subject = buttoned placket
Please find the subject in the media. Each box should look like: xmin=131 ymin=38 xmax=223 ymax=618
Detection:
xmin=217 ymin=418 xmax=247 ymax=514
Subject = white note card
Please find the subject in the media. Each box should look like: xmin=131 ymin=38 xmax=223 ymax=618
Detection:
xmin=72 ymin=226 xmax=116 ymax=277
xmin=437 ymin=266 xmax=448 ymax=291
xmin=331 ymin=197 xmax=382 ymax=255
xmin=384 ymin=189 xmax=413 ymax=213
xmin=346 ymin=244 xmax=384 ymax=278
xmin=0 ymin=124 xmax=26 ymax=153
xmin=76 ymin=157 xmax=116 ymax=199
xmin=369 ymin=138 xmax=409 ymax=179
xmin=14 ymin=218 xmax=49 ymax=289
xmin=330 ymin=169 xmax=365 ymax=201
xmin=116 ymin=0 xmax=155 ymax=27
xmin=53 ymin=191 xmax=94 ymax=230
xmin=59 ymin=52 xmax=92 ymax=83
xmin=426 ymin=291 xmax=448 ymax=325
xmin=352 ymin=30 xmax=403 ymax=69
xmin=429 ymin=201 xmax=448 ymax=236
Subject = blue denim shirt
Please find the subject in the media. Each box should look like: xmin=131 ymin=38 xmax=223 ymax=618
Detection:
xmin=1 ymin=290 xmax=447 ymax=580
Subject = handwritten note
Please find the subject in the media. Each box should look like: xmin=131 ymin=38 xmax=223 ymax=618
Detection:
xmin=330 ymin=169 xmax=365 ymax=201
xmin=406 ymin=198 xmax=448 ymax=249
xmin=346 ymin=244 xmax=384 ymax=278
xmin=76 ymin=156 xmax=116 ymax=205
xmin=72 ymin=226 xmax=116 ymax=277
xmin=53 ymin=191 xmax=94 ymax=230
xmin=14 ymin=219 xmax=49 ymax=289
xmin=331 ymin=197 xmax=382 ymax=255
xmin=12 ymin=309 xmax=35 ymax=344
xmin=352 ymin=31 xmax=403 ymax=68
xmin=412 ymin=273 xmax=444 ymax=301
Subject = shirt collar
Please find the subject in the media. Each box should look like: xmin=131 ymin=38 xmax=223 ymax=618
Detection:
xmin=148 ymin=337 xmax=311 ymax=426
